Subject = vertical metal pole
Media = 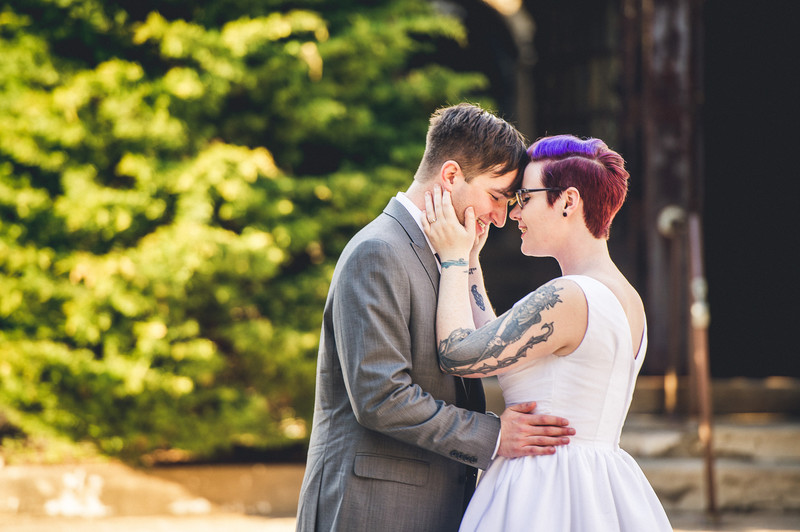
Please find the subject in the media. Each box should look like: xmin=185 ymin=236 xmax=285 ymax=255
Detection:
xmin=666 ymin=229 xmax=682 ymax=416
xmin=688 ymin=213 xmax=717 ymax=516
xmin=657 ymin=207 xmax=686 ymax=416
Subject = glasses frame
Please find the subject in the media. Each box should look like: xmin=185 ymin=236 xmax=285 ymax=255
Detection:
xmin=510 ymin=187 xmax=564 ymax=208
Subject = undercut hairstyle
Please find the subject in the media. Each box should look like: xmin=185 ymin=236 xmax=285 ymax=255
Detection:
xmin=528 ymin=134 xmax=629 ymax=239
xmin=416 ymin=103 xmax=528 ymax=185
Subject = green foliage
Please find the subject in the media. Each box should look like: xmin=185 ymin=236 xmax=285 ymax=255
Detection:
xmin=0 ymin=0 xmax=491 ymax=462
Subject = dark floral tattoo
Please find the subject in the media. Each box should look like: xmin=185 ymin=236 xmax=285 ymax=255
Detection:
xmin=438 ymin=283 xmax=563 ymax=376
xmin=471 ymin=284 xmax=486 ymax=311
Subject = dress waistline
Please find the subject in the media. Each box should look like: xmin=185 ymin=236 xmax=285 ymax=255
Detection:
xmin=563 ymin=438 xmax=619 ymax=451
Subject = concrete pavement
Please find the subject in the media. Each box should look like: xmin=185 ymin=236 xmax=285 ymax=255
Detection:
xmin=2 ymin=460 xmax=799 ymax=531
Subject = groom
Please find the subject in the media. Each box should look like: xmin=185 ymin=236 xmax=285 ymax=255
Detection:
xmin=296 ymin=103 xmax=574 ymax=531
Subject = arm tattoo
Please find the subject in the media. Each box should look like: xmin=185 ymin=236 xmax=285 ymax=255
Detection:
xmin=440 ymin=258 xmax=468 ymax=269
xmin=471 ymin=284 xmax=486 ymax=311
xmin=468 ymin=267 xmax=477 ymax=275
xmin=438 ymin=283 xmax=563 ymax=376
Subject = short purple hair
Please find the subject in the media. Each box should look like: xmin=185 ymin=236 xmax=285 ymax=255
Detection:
xmin=528 ymin=134 xmax=629 ymax=239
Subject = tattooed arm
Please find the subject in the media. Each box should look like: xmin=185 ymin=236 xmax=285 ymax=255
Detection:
xmin=468 ymin=260 xmax=496 ymax=328
xmin=423 ymin=186 xmax=488 ymax=351
xmin=437 ymin=280 xmax=587 ymax=378
xmin=467 ymin=196 xmax=496 ymax=328
xmin=422 ymin=187 xmax=587 ymax=378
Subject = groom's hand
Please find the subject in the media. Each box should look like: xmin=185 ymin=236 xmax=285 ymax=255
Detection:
xmin=497 ymin=401 xmax=574 ymax=458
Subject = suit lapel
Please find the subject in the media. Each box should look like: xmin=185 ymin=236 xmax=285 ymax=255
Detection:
xmin=383 ymin=199 xmax=480 ymax=405
xmin=383 ymin=199 xmax=440 ymax=294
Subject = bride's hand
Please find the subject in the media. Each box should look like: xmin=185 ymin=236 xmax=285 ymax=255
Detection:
xmin=421 ymin=185 xmax=475 ymax=261
xmin=471 ymin=219 xmax=490 ymax=261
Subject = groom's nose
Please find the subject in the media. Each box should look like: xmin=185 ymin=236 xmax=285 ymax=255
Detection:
xmin=491 ymin=203 xmax=508 ymax=228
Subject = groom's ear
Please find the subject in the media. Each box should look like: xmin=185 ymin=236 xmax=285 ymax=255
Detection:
xmin=439 ymin=160 xmax=462 ymax=191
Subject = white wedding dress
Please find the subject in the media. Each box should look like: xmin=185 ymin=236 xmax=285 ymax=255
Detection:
xmin=460 ymin=275 xmax=672 ymax=531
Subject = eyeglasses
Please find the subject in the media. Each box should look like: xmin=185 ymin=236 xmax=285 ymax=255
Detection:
xmin=509 ymin=188 xmax=564 ymax=208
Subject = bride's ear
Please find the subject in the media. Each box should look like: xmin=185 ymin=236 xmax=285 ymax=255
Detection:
xmin=562 ymin=187 xmax=581 ymax=216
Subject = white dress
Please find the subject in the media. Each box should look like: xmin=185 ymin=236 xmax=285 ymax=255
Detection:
xmin=460 ymin=275 xmax=672 ymax=532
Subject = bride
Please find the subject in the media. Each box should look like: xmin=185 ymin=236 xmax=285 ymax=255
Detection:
xmin=422 ymin=134 xmax=672 ymax=531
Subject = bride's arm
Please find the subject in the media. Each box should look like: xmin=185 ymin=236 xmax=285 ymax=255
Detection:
xmin=438 ymin=281 xmax=567 ymax=377
xmin=467 ymin=237 xmax=496 ymax=329
xmin=423 ymin=188 xmax=583 ymax=379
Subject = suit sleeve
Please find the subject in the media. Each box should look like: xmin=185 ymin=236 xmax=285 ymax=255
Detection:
xmin=333 ymin=238 xmax=500 ymax=469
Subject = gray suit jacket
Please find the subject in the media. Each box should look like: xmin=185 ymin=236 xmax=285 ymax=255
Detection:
xmin=296 ymin=198 xmax=501 ymax=531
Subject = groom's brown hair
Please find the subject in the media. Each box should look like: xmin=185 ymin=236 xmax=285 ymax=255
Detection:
xmin=416 ymin=103 xmax=527 ymax=184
